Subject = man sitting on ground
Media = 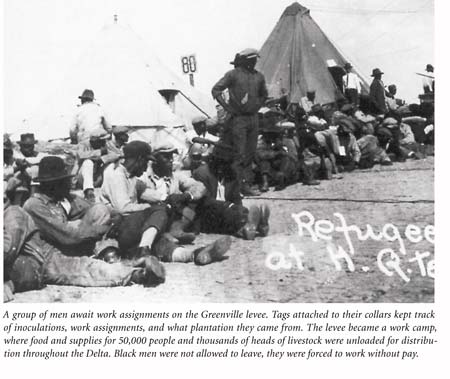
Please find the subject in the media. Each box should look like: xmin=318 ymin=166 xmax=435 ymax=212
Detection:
xmin=76 ymin=128 xmax=121 ymax=202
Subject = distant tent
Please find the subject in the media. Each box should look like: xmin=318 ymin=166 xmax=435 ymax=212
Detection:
xmin=256 ymin=2 xmax=369 ymax=106
xmin=13 ymin=20 xmax=216 ymax=154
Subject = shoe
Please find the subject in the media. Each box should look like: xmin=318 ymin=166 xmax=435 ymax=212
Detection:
xmin=260 ymin=174 xmax=269 ymax=192
xmin=257 ymin=204 xmax=270 ymax=237
xmin=242 ymin=205 xmax=261 ymax=240
xmin=381 ymin=160 xmax=393 ymax=166
xmin=84 ymin=188 xmax=96 ymax=203
xmin=241 ymin=183 xmax=260 ymax=197
xmin=131 ymin=256 xmax=166 ymax=286
xmin=194 ymin=236 xmax=232 ymax=265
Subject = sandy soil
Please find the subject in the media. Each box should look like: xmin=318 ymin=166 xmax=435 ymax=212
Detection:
xmin=12 ymin=157 xmax=434 ymax=303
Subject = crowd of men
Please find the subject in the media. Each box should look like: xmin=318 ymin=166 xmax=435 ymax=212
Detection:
xmin=3 ymin=48 xmax=434 ymax=302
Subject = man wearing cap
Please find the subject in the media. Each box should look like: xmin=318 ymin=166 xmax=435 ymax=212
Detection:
xmin=343 ymin=63 xmax=361 ymax=107
xmin=212 ymin=48 xmax=268 ymax=196
xmin=23 ymin=156 xmax=116 ymax=257
xmin=315 ymin=119 xmax=361 ymax=172
xmin=70 ymin=89 xmax=112 ymax=144
xmin=76 ymin=128 xmax=122 ymax=202
xmin=4 ymin=202 xmax=166 ymax=302
xmin=369 ymin=68 xmax=387 ymax=115
xmin=101 ymin=141 xmax=230 ymax=265
xmin=182 ymin=116 xmax=219 ymax=170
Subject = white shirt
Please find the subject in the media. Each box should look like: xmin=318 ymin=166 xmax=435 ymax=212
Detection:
xmin=343 ymin=72 xmax=361 ymax=93
xmin=70 ymin=102 xmax=112 ymax=142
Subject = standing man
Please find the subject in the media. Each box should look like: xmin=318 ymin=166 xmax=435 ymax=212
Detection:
xmin=343 ymin=63 xmax=361 ymax=107
xmin=369 ymin=68 xmax=387 ymax=115
xmin=70 ymin=89 xmax=112 ymax=144
xmin=212 ymin=48 xmax=268 ymax=196
xmin=422 ymin=64 xmax=434 ymax=94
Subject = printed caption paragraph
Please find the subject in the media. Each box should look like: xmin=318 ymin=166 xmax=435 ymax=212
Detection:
xmin=1 ymin=308 xmax=437 ymax=360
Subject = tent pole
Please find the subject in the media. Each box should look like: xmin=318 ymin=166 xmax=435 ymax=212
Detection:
xmin=178 ymin=90 xmax=211 ymax=119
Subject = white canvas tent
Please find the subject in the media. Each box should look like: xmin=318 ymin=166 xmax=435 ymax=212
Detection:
xmin=11 ymin=21 xmax=216 ymax=154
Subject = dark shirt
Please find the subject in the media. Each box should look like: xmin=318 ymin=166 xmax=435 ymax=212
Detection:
xmin=212 ymin=67 xmax=268 ymax=115
xmin=369 ymin=78 xmax=387 ymax=114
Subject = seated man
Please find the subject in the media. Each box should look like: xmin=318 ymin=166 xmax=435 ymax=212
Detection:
xmin=102 ymin=141 xmax=229 ymax=265
xmin=4 ymin=203 xmax=166 ymax=302
xmin=145 ymin=142 xmax=270 ymax=241
xmin=255 ymin=124 xmax=298 ymax=192
xmin=182 ymin=116 xmax=219 ymax=170
xmin=23 ymin=156 xmax=116 ymax=257
xmin=315 ymin=119 xmax=361 ymax=173
xmin=112 ymin=125 xmax=130 ymax=151
xmin=76 ymin=128 xmax=121 ymax=202
xmin=357 ymin=134 xmax=392 ymax=168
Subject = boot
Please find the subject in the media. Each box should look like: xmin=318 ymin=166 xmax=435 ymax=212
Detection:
xmin=257 ymin=204 xmax=270 ymax=237
xmin=241 ymin=205 xmax=261 ymax=240
xmin=194 ymin=236 xmax=232 ymax=265
xmin=131 ymin=256 xmax=166 ymax=286
xmin=260 ymin=174 xmax=269 ymax=192
xmin=169 ymin=217 xmax=196 ymax=244
xmin=274 ymin=174 xmax=286 ymax=191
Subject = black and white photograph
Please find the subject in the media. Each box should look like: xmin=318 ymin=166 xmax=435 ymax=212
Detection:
xmin=3 ymin=0 xmax=434 ymax=303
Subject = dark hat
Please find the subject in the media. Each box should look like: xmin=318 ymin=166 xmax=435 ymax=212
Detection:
xmin=344 ymin=62 xmax=353 ymax=69
xmin=306 ymin=89 xmax=316 ymax=95
xmin=337 ymin=118 xmax=355 ymax=133
xmin=18 ymin=133 xmax=37 ymax=145
xmin=426 ymin=64 xmax=434 ymax=71
xmin=4 ymin=134 xmax=13 ymax=151
xmin=35 ymin=156 xmax=74 ymax=183
xmin=311 ymin=104 xmax=323 ymax=113
xmin=123 ymin=141 xmax=153 ymax=160
xmin=340 ymin=103 xmax=354 ymax=114
xmin=371 ymin=68 xmax=384 ymax=77
xmin=261 ymin=124 xmax=283 ymax=134
xmin=229 ymin=53 xmax=240 ymax=65
xmin=79 ymin=89 xmax=95 ymax=101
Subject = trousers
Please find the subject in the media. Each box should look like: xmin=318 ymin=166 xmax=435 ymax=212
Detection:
xmin=4 ymin=206 xmax=138 ymax=293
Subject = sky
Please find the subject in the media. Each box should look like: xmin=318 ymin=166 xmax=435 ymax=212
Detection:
xmin=3 ymin=0 xmax=434 ymax=134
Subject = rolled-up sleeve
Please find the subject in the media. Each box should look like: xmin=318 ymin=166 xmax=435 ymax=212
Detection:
xmin=176 ymin=172 xmax=206 ymax=200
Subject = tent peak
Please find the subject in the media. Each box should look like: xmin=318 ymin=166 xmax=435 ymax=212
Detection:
xmin=282 ymin=3 xmax=309 ymax=17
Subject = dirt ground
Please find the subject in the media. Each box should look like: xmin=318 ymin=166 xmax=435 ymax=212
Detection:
xmin=12 ymin=157 xmax=434 ymax=303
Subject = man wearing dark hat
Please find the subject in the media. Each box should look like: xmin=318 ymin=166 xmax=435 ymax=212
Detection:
xmin=23 ymin=156 xmax=117 ymax=258
xmin=14 ymin=133 xmax=48 ymax=182
xmin=70 ymin=89 xmax=112 ymax=144
xmin=343 ymin=63 xmax=361 ymax=107
xmin=212 ymin=48 xmax=268 ymax=196
xmin=369 ymin=68 xmax=387 ymax=114
xmin=4 ymin=201 xmax=167 ymax=302
xmin=76 ymin=128 xmax=122 ymax=202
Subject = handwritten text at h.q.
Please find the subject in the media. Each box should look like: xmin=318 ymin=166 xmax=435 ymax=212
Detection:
xmin=264 ymin=211 xmax=434 ymax=282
